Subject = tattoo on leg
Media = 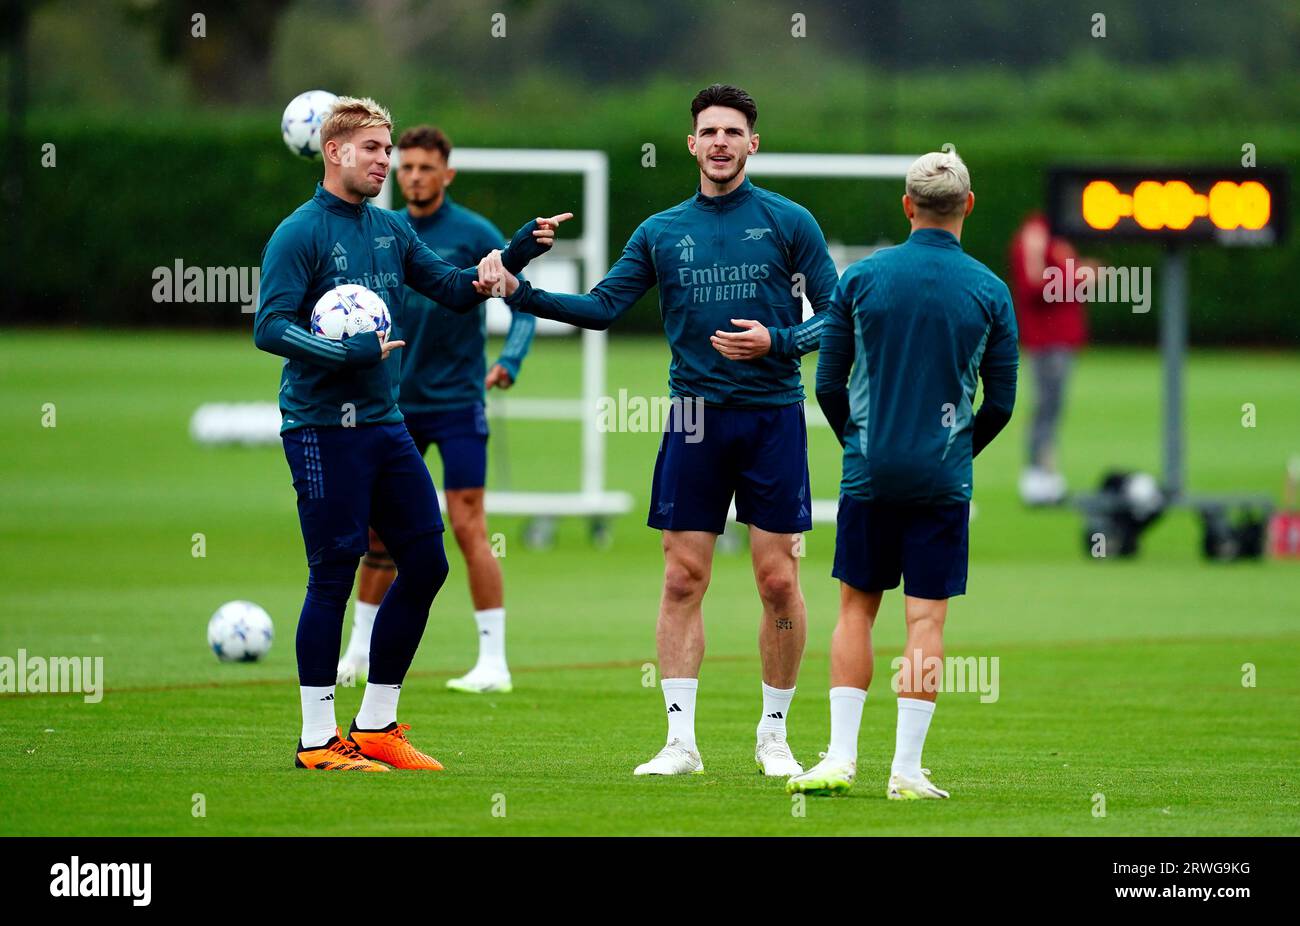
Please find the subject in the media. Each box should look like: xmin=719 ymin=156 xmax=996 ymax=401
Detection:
xmin=775 ymin=617 xmax=794 ymax=630
xmin=362 ymin=551 xmax=396 ymax=571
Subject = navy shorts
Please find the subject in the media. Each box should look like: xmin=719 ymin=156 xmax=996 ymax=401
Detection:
xmin=282 ymin=423 xmax=444 ymax=568
xmin=403 ymin=403 xmax=490 ymax=491
xmin=648 ymin=402 xmax=811 ymax=535
xmin=832 ymin=494 xmax=969 ymax=600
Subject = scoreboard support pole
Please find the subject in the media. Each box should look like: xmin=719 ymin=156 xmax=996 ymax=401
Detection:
xmin=1047 ymin=165 xmax=1286 ymax=559
xmin=1160 ymin=247 xmax=1188 ymax=501
xmin=1076 ymin=244 xmax=1274 ymax=559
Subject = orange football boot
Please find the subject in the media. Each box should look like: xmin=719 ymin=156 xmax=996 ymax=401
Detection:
xmin=346 ymin=721 xmax=445 ymax=770
xmin=295 ymin=729 xmax=390 ymax=771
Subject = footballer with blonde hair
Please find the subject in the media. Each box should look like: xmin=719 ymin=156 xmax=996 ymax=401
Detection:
xmin=254 ymin=96 xmax=571 ymax=771
xmin=790 ymin=150 xmax=1018 ymax=798
xmin=337 ymin=124 xmax=538 ymax=695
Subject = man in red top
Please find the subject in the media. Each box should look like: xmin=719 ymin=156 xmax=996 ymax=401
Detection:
xmin=1007 ymin=212 xmax=1091 ymax=505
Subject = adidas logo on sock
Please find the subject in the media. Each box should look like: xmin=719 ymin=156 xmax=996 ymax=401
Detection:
xmin=766 ymin=711 xmax=783 ymax=719
xmin=320 ymin=694 xmax=334 ymax=701
xmin=667 ymin=703 xmax=682 ymax=713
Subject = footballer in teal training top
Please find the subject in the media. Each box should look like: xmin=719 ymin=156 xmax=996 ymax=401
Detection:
xmin=337 ymin=124 xmax=537 ymax=697
xmin=788 ymin=150 xmax=1018 ymax=801
xmin=485 ymin=84 xmax=840 ymax=781
xmin=253 ymin=96 xmax=568 ymax=772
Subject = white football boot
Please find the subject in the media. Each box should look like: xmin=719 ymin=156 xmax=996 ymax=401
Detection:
xmin=887 ymin=768 xmax=950 ymax=800
xmin=1019 ymin=467 xmax=1067 ymax=506
xmin=786 ymin=752 xmax=856 ymax=795
xmin=755 ymin=732 xmax=804 ymax=777
xmin=445 ymin=665 xmax=513 ymax=694
xmin=633 ymin=739 xmax=704 ymax=776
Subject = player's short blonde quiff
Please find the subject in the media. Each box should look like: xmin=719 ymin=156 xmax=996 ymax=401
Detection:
xmin=905 ymin=151 xmax=971 ymax=217
xmin=319 ymin=97 xmax=394 ymax=148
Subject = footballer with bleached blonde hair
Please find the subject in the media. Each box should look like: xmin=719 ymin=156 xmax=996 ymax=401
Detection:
xmin=317 ymin=96 xmax=397 ymax=202
xmin=793 ymin=149 xmax=1018 ymax=799
xmin=253 ymin=94 xmax=572 ymax=773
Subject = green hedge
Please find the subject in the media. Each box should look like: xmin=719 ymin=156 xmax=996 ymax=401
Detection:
xmin=15 ymin=114 xmax=1299 ymax=345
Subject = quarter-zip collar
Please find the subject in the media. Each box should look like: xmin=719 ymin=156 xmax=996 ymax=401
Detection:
xmin=907 ymin=227 xmax=962 ymax=250
xmin=314 ymin=181 xmax=368 ymax=218
xmin=694 ymin=176 xmax=755 ymax=211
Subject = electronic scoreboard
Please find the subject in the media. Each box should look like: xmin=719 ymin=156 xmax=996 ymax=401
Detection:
xmin=1047 ymin=166 xmax=1288 ymax=246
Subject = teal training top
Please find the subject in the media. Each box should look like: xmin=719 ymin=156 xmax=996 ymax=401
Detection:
xmin=815 ymin=228 xmax=1019 ymax=505
xmin=254 ymin=183 xmax=543 ymax=431
xmin=504 ymin=177 xmax=839 ymax=407
xmin=395 ymin=195 xmax=536 ymax=415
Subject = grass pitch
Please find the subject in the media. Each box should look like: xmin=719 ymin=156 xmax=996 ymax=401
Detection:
xmin=1 ymin=330 xmax=1297 ymax=835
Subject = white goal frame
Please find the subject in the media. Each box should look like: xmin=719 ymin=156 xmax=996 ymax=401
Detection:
xmin=379 ymin=148 xmax=633 ymax=522
xmin=378 ymin=150 xmax=918 ymax=528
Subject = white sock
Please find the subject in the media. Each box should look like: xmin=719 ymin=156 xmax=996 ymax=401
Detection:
xmin=300 ymin=685 xmax=337 ymax=748
xmin=892 ymin=697 xmax=937 ymax=778
xmin=661 ymin=677 xmax=698 ymax=751
xmin=344 ymin=601 xmax=379 ymax=661
xmin=756 ymin=682 xmax=795 ymax=738
xmin=826 ymin=686 xmax=867 ymax=762
xmin=355 ymin=682 xmax=401 ymax=730
xmin=473 ymin=607 xmax=507 ymax=673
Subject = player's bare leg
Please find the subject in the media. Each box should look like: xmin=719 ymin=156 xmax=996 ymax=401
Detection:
xmin=447 ymin=488 xmax=503 ymax=609
xmin=750 ymin=527 xmax=806 ymax=775
xmin=832 ymin=583 xmax=881 ymax=690
xmin=445 ymin=487 xmax=512 ymax=693
xmin=888 ymin=595 xmax=950 ymax=799
xmin=751 ymin=528 xmax=807 ymax=686
xmin=635 ymin=529 xmax=713 ymax=775
xmin=338 ymin=529 xmax=395 ymax=684
xmin=788 ymin=584 xmax=881 ymax=794
xmin=657 ymin=529 xmax=713 ymax=677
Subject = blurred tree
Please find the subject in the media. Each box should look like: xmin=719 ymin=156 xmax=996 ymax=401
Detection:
xmin=125 ymin=0 xmax=293 ymax=104
xmin=1 ymin=0 xmax=36 ymax=285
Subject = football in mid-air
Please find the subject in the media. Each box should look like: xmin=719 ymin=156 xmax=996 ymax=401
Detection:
xmin=207 ymin=601 xmax=274 ymax=663
xmin=281 ymin=90 xmax=338 ymax=159
xmin=311 ymin=284 xmax=391 ymax=341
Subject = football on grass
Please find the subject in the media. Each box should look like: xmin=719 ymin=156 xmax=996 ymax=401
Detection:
xmin=207 ymin=601 xmax=274 ymax=663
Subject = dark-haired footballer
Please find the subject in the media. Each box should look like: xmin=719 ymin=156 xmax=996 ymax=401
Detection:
xmin=477 ymin=84 xmax=839 ymax=778
xmin=254 ymin=96 xmax=569 ymax=772
xmin=338 ymin=124 xmax=536 ymax=695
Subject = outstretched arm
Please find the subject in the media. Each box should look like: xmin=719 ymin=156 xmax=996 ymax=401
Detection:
xmin=493 ymin=224 xmax=657 ymax=331
xmin=403 ymin=232 xmax=485 ymax=314
xmin=405 ymin=213 xmax=574 ymax=314
xmin=499 ymin=213 xmax=574 ymax=274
